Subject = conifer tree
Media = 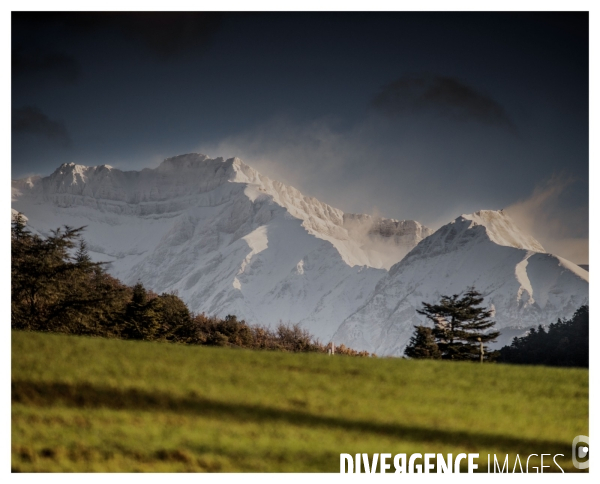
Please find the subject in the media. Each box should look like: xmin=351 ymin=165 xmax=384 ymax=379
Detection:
xmin=74 ymin=239 xmax=92 ymax=266
xmin=403 ymin=325 xmax=441 ymax=359
xmin=416 ymin=287 xmax=500 ymax=361
xmin=11 ymin=213 xmax=129 ymax=334
xmin=11 ymin=215 xmax=85 ymax=330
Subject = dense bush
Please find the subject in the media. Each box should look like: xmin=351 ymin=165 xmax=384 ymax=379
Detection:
xmin=11 ymin=214 xmax=373 ymax=356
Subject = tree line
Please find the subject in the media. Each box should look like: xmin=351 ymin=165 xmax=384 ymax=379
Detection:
xmin=403 ymin=286 xmax=588 ymax=368
xmin=11 ymin=214 xmax=372 ymax=356
xmin=498 ymin=305 xmax=588 ymax=367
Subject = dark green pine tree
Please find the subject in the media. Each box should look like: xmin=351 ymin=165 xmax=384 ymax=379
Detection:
xmin=417 ymin=287 xmax=500 ymax=361
xmin=122 ymin=282 xmax=161 ymax=340
xmin=404 ymin=325 xmax=442 ymax=359
xmin=11 ymin=212 xmax=34 ymax=328
xmin=58 ymin=238 xmax=129 ymax=336
xmin=11 ymin=214 xmax=86 ymax=331
xmin=12 ymin=212 xmax=130 ymax=335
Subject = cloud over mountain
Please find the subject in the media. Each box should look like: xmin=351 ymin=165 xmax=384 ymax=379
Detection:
xmin=371 ymin=74 xmax=516 ymax=132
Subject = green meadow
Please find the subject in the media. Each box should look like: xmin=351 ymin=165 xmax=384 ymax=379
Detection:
xmin=12 ymin=330 xmax=588 ymax=472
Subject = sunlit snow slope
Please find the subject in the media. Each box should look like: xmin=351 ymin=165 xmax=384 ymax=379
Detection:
xmin=11 ymin=154 xmax=431 ymax=343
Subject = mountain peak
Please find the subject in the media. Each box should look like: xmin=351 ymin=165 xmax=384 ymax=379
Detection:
xmin=55 ymin=162 xmax=87 ymax=173
xmin=460 ymin=210 xmax=545 ymax=252
xmin=396 ymin=209 xmax=544 ymax=270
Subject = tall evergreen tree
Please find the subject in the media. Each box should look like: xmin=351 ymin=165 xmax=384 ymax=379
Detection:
xmin=11 ymin=216 xmax=85 ymax=330
xmin=416 ymin=288 xmax=500 ymax=361
xmin=11 ymin=212 xmax=128 ymax=334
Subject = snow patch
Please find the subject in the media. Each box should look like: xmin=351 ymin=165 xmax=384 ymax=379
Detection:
xmin=515 ymin=252 xmax=535 ymax=305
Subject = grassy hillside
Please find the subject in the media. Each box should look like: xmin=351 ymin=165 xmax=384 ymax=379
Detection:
xmin=12 ymin=330 xmax=588 ymax=472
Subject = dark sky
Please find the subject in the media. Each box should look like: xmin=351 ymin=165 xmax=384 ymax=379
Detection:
xmin=11 ymin=12 xmax=589 ymax=262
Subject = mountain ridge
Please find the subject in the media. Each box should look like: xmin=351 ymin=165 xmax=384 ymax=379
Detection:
xmin=12 ymin=154 xmax=588 ymax=355
xmin=334 ymin=210 xmax=588 ymax=355
xmin=14 ymin=154 xmax=430 ymax=269
xmin=12 ymin=154 xmax=432 ymax=344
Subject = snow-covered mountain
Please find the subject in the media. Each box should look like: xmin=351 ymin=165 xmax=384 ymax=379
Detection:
xmin=333 ymin=210 xmax=589 ymax=355
xmin=11 ymin=153 xmax=431 ymax=343
xmin=11 ymin=155 xmax=588 ymax=355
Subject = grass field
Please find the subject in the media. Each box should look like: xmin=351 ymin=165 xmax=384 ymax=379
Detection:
xmin=12 ymin=330 xmax=588 ymax=472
